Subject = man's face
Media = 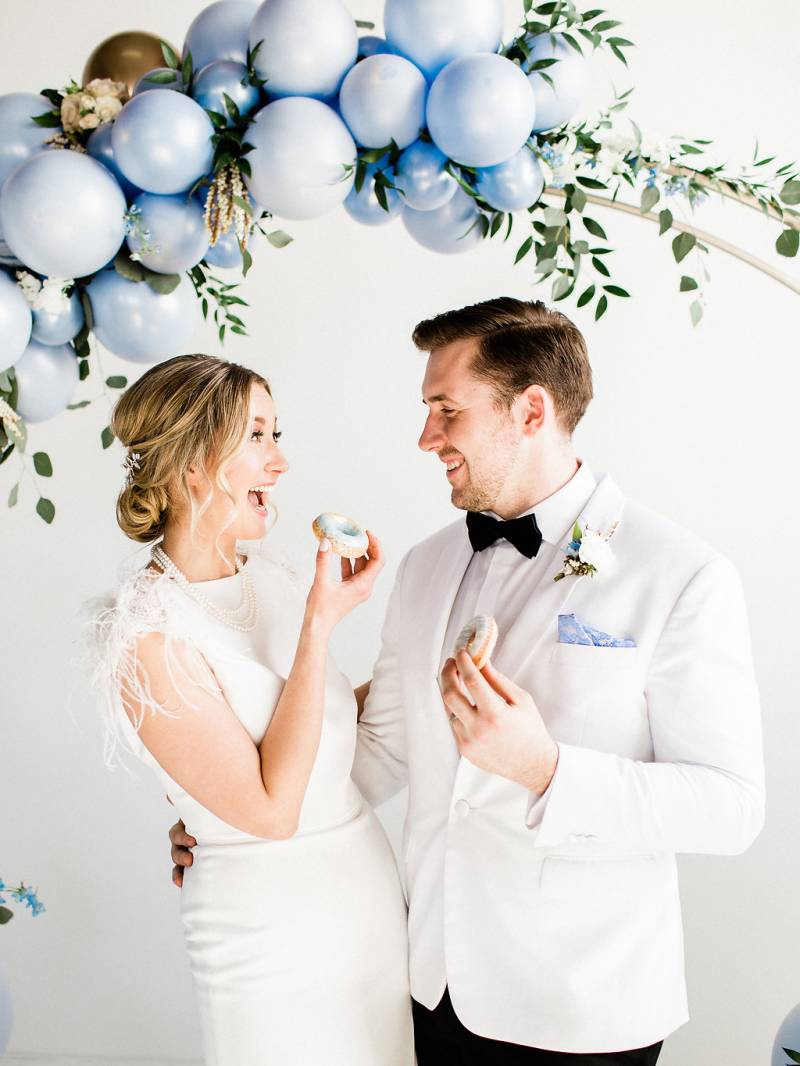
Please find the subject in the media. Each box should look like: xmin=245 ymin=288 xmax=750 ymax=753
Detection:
xmin=419 ymin=338 xmax=523 ymax=513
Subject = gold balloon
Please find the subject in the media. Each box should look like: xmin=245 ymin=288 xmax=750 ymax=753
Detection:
xmin=82 ymin=31 xmax=180 ymax=98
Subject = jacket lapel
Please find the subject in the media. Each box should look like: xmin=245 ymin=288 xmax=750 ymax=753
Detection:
xmin=491 ymin=473 xmax=628 ymax=680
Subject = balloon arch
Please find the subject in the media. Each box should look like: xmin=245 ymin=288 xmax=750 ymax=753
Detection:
xmin=0 ymin=0 xmax=797 ymax=523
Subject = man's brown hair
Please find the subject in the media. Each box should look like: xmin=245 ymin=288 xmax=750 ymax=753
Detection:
xmin=412 ymin=297 xmax=593 ymax=435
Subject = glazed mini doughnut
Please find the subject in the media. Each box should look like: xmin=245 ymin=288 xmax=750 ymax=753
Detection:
xmin=311 ymin=512 xmax=369 ymax=559
xmin=454 ymin=615 xmax=498 ymax=669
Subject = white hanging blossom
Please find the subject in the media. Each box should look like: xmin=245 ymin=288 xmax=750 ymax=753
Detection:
xmin=15 ymin=271 xmax=73 ymax=313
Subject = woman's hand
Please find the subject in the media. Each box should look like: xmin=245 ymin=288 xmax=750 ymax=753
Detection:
xmin=305 ymin=530 xmax=384 ymax=632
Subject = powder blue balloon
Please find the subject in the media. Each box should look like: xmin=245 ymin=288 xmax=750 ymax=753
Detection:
xmin=339 ymin=54 xmax=427 ymax=150
xmin=522 ymin=34 xmax=590 ymax=132
xmin=127 ymin=192 xmax=209 ymax=274
xmin=385 ymin=0 xmax=504 ymax=83
xmin=112 ymin=91 xmax=215 ymax=195
xmin=402 ymin=187 xmax=483 ymax=254
xmin=86 ymin=123 xmax=140 ymax=203
xmin=0 ymin=151 xmax=126 ymax=279
xmin=247 ymin=97 xmax=355 ymax=220
xmin=427 ymin=53 xmax=536 ymax=168
xmin=204 ymin=230 xmax=244 ymax=268
xmin=0 ymin=270 xmax=32 ymax=373
xmin=395 ymin=140 xmax=456 ymax=211
xmin=87 ymin=270 xmax=201 ymax=364
xmin=13 ymin=339 xmax=78 ymax=423
xmin=772 ymin=1003 xmax=800 ymax=1066
xmin=133 ymin=68 xmax=185 ymax=96
xmin=0 ymin=93 xmax=53 ymax=192
xmin=344 ymin=164 xmax=402 ymax=226
xmin=475 ymin=147 xmax=545 ymax=212
xmin=192 ymin=60 xmax=261 ymax=123
xmin=184 ymin=0 xmax=259 ymax=69
xmin=358 ymin=36 xmax=391 ymax=59
xmin=249 ymin=0 xmax=358 ymax=99
xmin=31 ymin=290 xmax=84 ymax=346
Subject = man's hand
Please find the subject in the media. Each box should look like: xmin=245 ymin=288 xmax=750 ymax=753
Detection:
xmin=440 ymin=650 xmax=559 ymax=794
xmin=169 ymin=819 xmax=196 ymax=888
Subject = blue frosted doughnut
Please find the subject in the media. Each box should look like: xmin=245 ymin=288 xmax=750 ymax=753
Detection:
xmin=312 ymin=512 xmax=369 ymax=559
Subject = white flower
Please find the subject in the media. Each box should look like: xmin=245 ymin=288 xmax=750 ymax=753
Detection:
xmin=94 ymin=95 xmax=123 ymax=124
xmin=577 ymin=529 xmax=615 ymax=572
xmin=84 ymin=78 xmax=127 ymax=102
xmin=15 ymin=270 xmax=42 ymax=305
xmin=78 ymin=111 xmax=101 ymax=130
xmin=37 ymin=278 xmax=74 ymax=314
xmin=61 ymin=91 xmax=97 ymax=133
xmin=593 ymin=127 xmax=638 ymax=157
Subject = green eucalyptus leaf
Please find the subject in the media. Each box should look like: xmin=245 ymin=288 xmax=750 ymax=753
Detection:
xmin=144 ymin=272 xmax=182 ymax=295
xmin=114 ymin=250 xmax=146 ymax=283
xmin=355 ymin=19 xmax=375 ymax=29
xmin=658 ymin=208 xmax=673 ymax=235
xmin=671 ymin=231 xmax=696 ymax=263
xmin=594 ymin=294 xmax=608 ymax=320
xmin=571 ymin=186 xmax=587 ymax=212
xmin=8 ymin=483 xmax=19 ymax=508
xmin=552 ymin=275 xmax=571 ymax=300
xmin=543 ymin=206 xmax=567 ymax=227
xmin=31 ymin=112 xmax=62 ymax=128
xmin=161 ymin=41 xmax=180 ymax=69
xmin=583 ymin=216 xmax=606 ymax=239
xmin=640 ymin=185 xmax=660 ymax=213
xmin=0 ymin=370 xmax=11 ymax=393
xmin=576 ymin=284 xmax=595 ymax=307
xmin=78 ymin=359 xmax=90 ymax=381
xmin=782 ymin=1050 xmax=800 ymax=1065
xmin=146 ymin=70 xmax=179 ymax=84
xmin=776 ymin=227 xmax=799 ymax=257
xmin=576 ymin=176 xmax=607 ymax=190
xmin=603 ymin=284 xmax=630 ymax=297
xmin=515 ymin=236 xmax=533 ymax=264
xmin=679 ymin=275 xmax=698 ymax=292
xmin=779 ymin=180 xmax=800 ymax=205
xmin=101 ymin=426 xmax=115 ymax=450
xmin=591 ymin=255 xmax=610 ymax=277
xmin=105 ymin=376 xmax=128 ymax=389
xmin=0 ymin=905 xmax=13 ymax=924
xmin=690 ymin=300 xmax=703 ymax=327
xmin=33 ymin=451 xmax=53 ymax=477
xmin=67 ymin=400 xmax=91 ymax=410
xmin=266 ymin=230 xmax=293 ymax=248
xmin=36 ymin=497 xmax=55 ymax=524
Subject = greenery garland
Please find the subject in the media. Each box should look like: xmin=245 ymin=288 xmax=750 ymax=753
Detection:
xmin=1 ymin=0 xmax=797 ymax=523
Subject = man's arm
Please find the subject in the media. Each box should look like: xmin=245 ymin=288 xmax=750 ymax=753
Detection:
xmin=534 ymin=555 xmax=765 ymax=854
xmin=350 ymin=553 xmax=411 ymax=807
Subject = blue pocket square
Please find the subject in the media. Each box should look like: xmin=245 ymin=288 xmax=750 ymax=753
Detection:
xmin=558 ymin=613 xmax=637 ymax=648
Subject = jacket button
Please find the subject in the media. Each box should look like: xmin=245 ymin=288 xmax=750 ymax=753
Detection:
xmin=454 ymin=799 xmax=471 ymax=818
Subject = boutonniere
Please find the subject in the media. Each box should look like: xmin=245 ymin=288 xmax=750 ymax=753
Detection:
xmin=554 ymin=521 xmax=618 ymax=582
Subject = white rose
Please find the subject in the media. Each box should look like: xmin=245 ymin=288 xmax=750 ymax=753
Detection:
xmin=78 ymin=111 xmax=101 ymax=130
xmin=85 ymin=78 xmax=126 ymax=100
xmin=60 ymin=94 xmax=82 ymax=133
xmin=35 ymin=278 xmax=73 ymax=314
xmin=577 ymin=529 xmax=615 ymax=572
xmin=15 ymin=270 xmax=42 ymax=306
xmin=94 ymin=95 xmax=123 ymax=124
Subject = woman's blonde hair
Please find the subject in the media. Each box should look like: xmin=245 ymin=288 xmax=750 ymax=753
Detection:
xmin=112 ymin=354 xmax=272 ymax=547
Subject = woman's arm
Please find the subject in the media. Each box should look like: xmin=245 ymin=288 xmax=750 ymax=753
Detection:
xmin=124 ymin=534 xmax=384 ymax=840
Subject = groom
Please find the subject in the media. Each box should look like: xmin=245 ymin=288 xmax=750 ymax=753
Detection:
xmin=172 ymin=298 xmax=765 ymax=1063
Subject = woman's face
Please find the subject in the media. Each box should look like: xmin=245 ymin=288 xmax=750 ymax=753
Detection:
xmin=194 ymin=382 xmax=289 ymax=542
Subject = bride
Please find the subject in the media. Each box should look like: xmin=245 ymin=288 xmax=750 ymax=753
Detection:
xmin=90 ymin=353 xmax=414 ymax=1066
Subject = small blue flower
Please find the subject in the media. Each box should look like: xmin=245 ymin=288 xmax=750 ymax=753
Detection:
xmin=568 ymin=539 xmax=581 ymax=553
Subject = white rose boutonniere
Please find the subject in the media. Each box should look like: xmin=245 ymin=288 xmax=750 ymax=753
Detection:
xmin=554 ymin=521 xmax=618 ymax=582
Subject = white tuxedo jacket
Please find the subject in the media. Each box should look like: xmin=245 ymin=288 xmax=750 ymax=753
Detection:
xmin=352 ymin=474 xmax=764 ymax=1054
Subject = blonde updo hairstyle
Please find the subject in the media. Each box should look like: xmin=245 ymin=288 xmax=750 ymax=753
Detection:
xmin=112 ymin=354 xmax=273 ymax=550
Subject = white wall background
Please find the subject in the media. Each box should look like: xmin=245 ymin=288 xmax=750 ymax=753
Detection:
xmin=1 ymin=1 xmax=799 ymax=1063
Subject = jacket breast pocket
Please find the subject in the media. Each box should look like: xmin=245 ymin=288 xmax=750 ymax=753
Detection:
xmin=541 ymin=643 xmax=647 ymax=752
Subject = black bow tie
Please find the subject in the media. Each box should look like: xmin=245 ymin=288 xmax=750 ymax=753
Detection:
xmin=466 ymin=511 xmax=543 ymax=559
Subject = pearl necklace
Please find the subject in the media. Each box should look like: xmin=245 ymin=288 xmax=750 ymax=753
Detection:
xmin=151 ymin=544 xmax=258 ymax=632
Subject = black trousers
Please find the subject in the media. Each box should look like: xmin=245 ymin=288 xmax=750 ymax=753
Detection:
xmin=412 ymin=989 xmax=663 ymax=1066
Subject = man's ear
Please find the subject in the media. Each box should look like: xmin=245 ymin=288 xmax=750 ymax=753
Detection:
xmin=519 ymin=384 xmax=548 ymax=437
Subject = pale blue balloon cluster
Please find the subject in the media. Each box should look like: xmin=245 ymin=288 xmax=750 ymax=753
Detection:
xmin=0 ymin=0 xmax=592 ymax=421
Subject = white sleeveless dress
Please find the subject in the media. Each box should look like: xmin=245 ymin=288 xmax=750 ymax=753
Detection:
xmin=91 ymin=553 xmax=414 ymax=1066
